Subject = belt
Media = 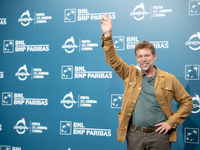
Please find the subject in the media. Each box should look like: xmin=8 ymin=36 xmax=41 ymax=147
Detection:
xmin=131 ymin=124 xmax=159 ymax=133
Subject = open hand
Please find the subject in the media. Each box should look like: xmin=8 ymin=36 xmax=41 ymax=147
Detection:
xmin=100 ymin=14 xmax=113 ymax=34
xmin=155 ymin=122 xmax=172 ymax=134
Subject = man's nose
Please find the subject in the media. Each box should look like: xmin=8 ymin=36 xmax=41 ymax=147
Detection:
xmin=141 ymin=56 xmax=146 ymax=61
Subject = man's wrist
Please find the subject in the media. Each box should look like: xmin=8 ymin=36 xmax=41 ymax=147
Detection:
xmin=104 ymin=31 xmax=112 ymax=37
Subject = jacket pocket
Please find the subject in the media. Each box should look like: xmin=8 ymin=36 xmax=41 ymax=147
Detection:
xmin=161 ymin=85 xmax=174 ymax=102
xmin=124 ymin=78 xmax=136 ymax=98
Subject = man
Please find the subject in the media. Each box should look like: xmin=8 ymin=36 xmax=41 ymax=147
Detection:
xmin=100 ymin=14 xmax=193 ymax=150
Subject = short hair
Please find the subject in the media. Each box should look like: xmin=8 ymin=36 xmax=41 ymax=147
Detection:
xmin=134 ymin=41 xmax=156 ymax=56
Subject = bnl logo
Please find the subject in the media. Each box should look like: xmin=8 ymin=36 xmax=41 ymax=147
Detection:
xmin=0 ymin=145 xmax=11 ymax=150
xmin=113 ymin=36 xmax=125 ymax=50
xmin=3 ymin=40 xmax=14 ymax=53
xmin=61 ymin=66 xmax=73 ymax=79
xmin=189 ymin=0 xmax=200 ymax=16
xmin=185 ymin=65 xmax=199 ymax=80
xmin=2 ymin=92 xmax=12 ymax=105
xmin=64 ymin=9 xmax=76 ymax=22
xmin=185 ymin=128 xmax=199 ymax=144
xmin=60 ymin=121 xmax=72 ymax=135
xmin=111 ymin=94 xmax=123 ymax=109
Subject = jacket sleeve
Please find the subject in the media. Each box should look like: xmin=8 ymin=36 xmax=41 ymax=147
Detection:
xmin=166 ymin=76 xmax=193 ymax=129
xmin=101 ymin=34 xmax=130 ymax=81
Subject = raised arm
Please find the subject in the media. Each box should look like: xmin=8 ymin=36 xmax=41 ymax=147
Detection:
xmin=100 ymin=14 xmax=132 ymax=80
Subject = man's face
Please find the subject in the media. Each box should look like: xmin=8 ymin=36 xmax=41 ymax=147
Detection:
xmin=136 ymin=48 xmax=156 ymax=72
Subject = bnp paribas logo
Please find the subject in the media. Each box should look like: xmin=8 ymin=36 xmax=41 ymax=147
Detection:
xmin=189 ymin=0 xmax=200 ymax=16
xmin=185 ymin=65 xmax=199 ymax=80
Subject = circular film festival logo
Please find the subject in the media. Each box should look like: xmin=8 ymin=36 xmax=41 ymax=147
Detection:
xmin=62 ymin=37 xmax=79 ymax=53
xmin=130 ymin=3 xmax=150 ymax=21
xmin=185 ymin=32 xmax=200 ymax=51
xmin=15 ymin=65 xmax=31 ymax=81
xmin=18 ymin=10 xmax=34 ymax=26
xmin=192 ymin=95 xmax=200 ymax=114
xmin=13 ymin=118 xmax=29 ymax=134
xmin=61 ymin=92 xmax=78 ymax=109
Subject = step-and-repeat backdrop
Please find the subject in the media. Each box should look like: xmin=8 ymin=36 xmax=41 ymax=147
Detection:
xmin=0 ymin=0 xmax=200 ymax=150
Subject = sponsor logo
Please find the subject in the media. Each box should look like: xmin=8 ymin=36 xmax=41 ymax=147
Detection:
xmin=14 ymin=118 xmax=47 ymax=134
xmin=0 ymin=145 xmax=21 ymax=150
xmin=18 ymin=10 xmax=34 ymax=26
xmin=64 ymin=9 xmax=76 ymax=22
xmin=79 ymin=95 xmax=97 ymax=108
xmin=111 ymin=94 xmax=123 ymax=109
xmin=126 ymin=36 xmax=169 ymax=50
xmin=79 ymin=39 xmax=98 ymax=52
xmin=113 ymin=36 xmax=125 ymax=50
xmin=60 ymin=121 xmax=111 ymax=137
xmin=31 ymin=121 xmax=48 ymax=133
xmin=74 ymin=66 xmax=112 ymax=79
xmin=61 ymin=66 xmax=112 ymax=79
xmin=14 ymin=118 xmax=29 ymax=134
xmin=3 ymin=40 xmax=49 ymax=53
xmin=130 ymin=3 xmax=150 ymax=21
xmin=2 ymin=92 xmax=12 ymax=105
xmin=61 ymin=92 xmax=97 ymax=109
xmin=15 ymin=40 xmax=49 ymax=52
xmin=15 ymin=65 xmax=31 ymax=81
xmin=2 ymin=92 xmax=48 ymax=106
xmin=61 ymin=65 xmax=73 ymax=79
xmin=62 ymin=37 xmax=79 ymax=53
xmin=189 ymin=0 xmax=200 ymax=16
xmin=61 ymin=92 xmax=78 ymax=109
xmin=192 ymin=94 xmax=200 ymax=114
xmin=18 ymin=10 xmax=52 ymax=26
xmin=15 ymin=65 xmax=49 ymax=81
xmin=0 ymin=18 xmax=7 ymax=25
xmin=64 ymin=8 xmax=116 ymax=22
xmin=130 ymin=3 xmax=172 ymax=21
xmin=3 ymin=40 xmax=14 ymax=53
xmin=185 ymin=65 xmax=199 ymax=80
xmin=185 ymin=128 xmax=199 ymax=144
xmin=11 ymin=147 xmax=21 ymax=150
xmin=14 ymin=93 xmax=48 ymax=106
xmin=77 ymin=9 xmax=115 ymax=21
xmin=60 ymin=121 xmax=72 ymax=135
xmin=0 ymin=145 xmax=11 ymax=150
xmin=0 ymin=72 xmax=4 ymax=78
xmin=62 ymin=37 xmax=99 ymax=53
xmin=185 ymin=32 xmax=200 ymax=51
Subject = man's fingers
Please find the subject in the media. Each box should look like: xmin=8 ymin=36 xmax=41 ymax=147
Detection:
xmin=155 ymin=126 xmax=162 ymax=133
xmin=164 ymin=129 xmax=168 ymax=135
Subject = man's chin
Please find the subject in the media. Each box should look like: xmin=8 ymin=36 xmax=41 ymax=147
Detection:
xmin=141 ymin=67 xmax=149 ymax=71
